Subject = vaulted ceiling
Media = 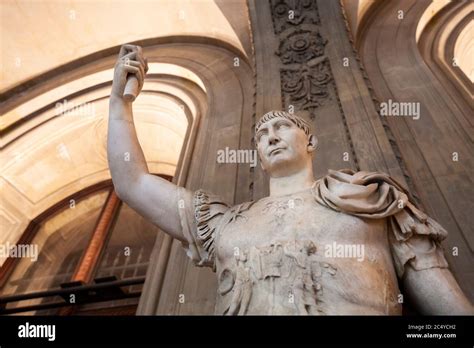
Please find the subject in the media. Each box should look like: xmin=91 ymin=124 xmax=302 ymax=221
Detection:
xmin=0 ymin=0 xmax=251 ymax=266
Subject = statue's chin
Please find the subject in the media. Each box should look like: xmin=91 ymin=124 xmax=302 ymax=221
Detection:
xmin=266 ymin=159 xmax=301 ymax=178
xmin=263 ymin=156 xmax=287 ymax=171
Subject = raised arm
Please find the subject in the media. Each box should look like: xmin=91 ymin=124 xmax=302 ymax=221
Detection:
xmin=107 ymin=44 xmax=185 ymax=242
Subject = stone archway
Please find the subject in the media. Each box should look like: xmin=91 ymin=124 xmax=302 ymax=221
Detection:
xmin=356 ymin=0 xmax=474 ymax=301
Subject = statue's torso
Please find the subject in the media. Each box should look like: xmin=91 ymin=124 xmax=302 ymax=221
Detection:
xmin=214 ymin=188 xmax=401 ymax=315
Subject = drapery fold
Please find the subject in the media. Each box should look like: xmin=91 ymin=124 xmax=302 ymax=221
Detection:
xmin=312 ymin=169 xmax=449 ymax=276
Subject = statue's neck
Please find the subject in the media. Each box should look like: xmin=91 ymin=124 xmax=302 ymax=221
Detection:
xmin=268 ymin=165 xmax=315 ymax=197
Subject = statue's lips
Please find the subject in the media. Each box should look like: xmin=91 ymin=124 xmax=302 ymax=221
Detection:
xmin=268 ymin=147 xmax=286 ymax=156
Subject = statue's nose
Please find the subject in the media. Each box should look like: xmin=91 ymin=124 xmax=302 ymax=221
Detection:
xmin=268 ymin=129 xmax=280 ymax=145
xmin=269 ymin=137 xmax=279 ymax=146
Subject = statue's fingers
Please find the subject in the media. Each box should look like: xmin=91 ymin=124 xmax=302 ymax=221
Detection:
xmin=123 ymin=62 xmax=145 ymax=87
xmin=136 ymin=65 xmax=145 ymax=88
xmin=121 ymin=51 xmax=137 ymax=62
xmin=124 ymin=61 xmax=142 ymax=75
xmin=122 ymin=65 xmax=139 ymax=75
xmin=144 ymin=58 xmax=149 ymax=73
xmin=119 ymin=44 xmax=138 ymax=58
xmin=125 ymin=57 xmax=146 ymax=83
xmin=135 ymin=54 xmax=146 ymax=70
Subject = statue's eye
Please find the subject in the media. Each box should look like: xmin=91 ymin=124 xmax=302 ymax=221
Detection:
xmin=277 ymin=122 xmax=290 ymax=129
xmin=256 ymin=132 xmax=266 ymax=142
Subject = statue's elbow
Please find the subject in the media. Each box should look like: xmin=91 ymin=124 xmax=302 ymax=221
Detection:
xmin=111 ymin=179 xmax=130 ymax=203
xmin=109 ymin=171 xmax=127 ymax=202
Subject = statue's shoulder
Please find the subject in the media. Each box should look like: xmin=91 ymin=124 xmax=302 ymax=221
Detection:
xmin=319 ymin=168 xmax=387 ymax=180
xmin=319 ymin=168 xmax=407 ymax=192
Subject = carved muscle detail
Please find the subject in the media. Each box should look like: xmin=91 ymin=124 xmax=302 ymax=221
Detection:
xmin=262 ymin=197 xmax=303 ymax=225
xmin=220 ymin=240 xmax=335 ymax=315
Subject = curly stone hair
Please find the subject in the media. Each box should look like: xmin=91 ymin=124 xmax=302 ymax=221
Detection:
xmin=254 ymin=110 xmax=311 ymax=144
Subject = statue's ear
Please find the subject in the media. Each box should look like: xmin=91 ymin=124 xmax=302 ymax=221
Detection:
xmin=307 ymin=134 xmax=318 ymax=153
xmin=259 ymin=157 xmax=266 ymax=172
xmin=256 ymin=145 xmax=267 ymax=172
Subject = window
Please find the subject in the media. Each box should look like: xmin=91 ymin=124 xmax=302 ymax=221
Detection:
xmin=0 ymin=177 xmax=170 ymax=315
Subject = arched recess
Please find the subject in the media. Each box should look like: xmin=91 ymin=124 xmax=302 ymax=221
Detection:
xmin=0 ymin=179 xmax=171 ymax=315
xmin=417 ymin=2 xmax=473 ymax=114
xmin=0 ymin=63 xmax=201 ymax=265
xmin=136 ymin=41 xmax=255 ymax=315
xmin=453 ymin=19 xmax=474 ymax=85
xmin=1 ymin=35 xmax=255 ymax=315
xmin=357 ymin=0 xmax=474 ymax=301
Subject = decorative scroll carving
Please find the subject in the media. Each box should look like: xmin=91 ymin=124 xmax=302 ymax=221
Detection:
xmin=269 ymin=0 xmax=360 ymax=169
xmin=281 ymin=58 xmax=332 ymax=115
xmin=276 ymin=28 xmax=327 ymax=64
xmin=270 ymin=0 xmax=332 ymax=119
xmin=271 ymin=0 xmax=320 ymax=34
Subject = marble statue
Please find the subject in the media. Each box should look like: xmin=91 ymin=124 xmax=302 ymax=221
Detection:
xmin=107 ymin=45 xmax=473 ymax=315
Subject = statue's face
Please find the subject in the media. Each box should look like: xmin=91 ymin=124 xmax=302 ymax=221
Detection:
xmin=256 ymin=116 xmax=315 ymax=177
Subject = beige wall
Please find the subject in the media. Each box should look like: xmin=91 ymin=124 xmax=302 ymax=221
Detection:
xmin=0 ymin=0 xmax=252 ymax=268
xmin=0 ymin=0 xmax=248 ymax=93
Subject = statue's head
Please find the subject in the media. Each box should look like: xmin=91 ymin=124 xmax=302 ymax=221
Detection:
xmin=255 ymin=110 xmax=317 ymax=177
